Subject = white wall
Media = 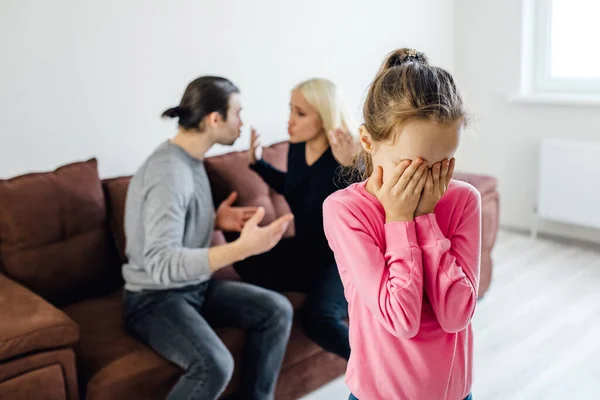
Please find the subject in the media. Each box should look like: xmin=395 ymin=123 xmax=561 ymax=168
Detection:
xmin=454 ymin=0 xmax=600 ymax=242
xmin=0 ymin=0 xmax=455 ymax=179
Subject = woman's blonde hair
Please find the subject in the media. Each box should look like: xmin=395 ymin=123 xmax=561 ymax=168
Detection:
xmin=293 ymin=78 xmax=356 ymax=139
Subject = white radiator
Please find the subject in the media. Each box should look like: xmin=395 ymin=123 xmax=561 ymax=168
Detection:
xmin=532 ymin=138 xmax=600 ymax=237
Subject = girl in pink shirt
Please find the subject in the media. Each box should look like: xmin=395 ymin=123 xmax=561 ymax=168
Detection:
xmin=323 ymin=48 xmax=481 ymax=400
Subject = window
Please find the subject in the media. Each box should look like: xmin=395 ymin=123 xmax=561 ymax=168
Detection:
xmin=519 ymin=0 xmax=600 ymax=102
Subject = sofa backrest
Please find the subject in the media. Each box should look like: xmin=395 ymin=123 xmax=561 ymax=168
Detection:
xmin=102 ymin=176 xmax=131 ymax=263
xmin=0 ymin=159 xmax=123 ymax=307
xmin=204 ymin=142 xmax=294 ymax=238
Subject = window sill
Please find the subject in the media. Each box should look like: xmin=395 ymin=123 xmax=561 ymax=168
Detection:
xmin=509 ymin=93 xmax=600 ymax=107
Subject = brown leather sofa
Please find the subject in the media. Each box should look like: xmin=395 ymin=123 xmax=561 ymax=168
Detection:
xmin=0 ymin=141 xmax=499 ymax=400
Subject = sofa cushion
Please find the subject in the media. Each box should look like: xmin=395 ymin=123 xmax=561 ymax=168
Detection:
xmin=63 ymin=289 xmax=182 ymax=399
xmin=204 ymin=142 xmax=294 ymax=238
xmin=0 ymin=364 xmax=67 ymax=400
xmin=62 ymin=289 xmax=326 ymax=399
xmin=102 ymin=176 xmax=131 ymax=263
xmin=62 ymin=289 xmax=246 ymax=399
xmin=0 ymin=348 xmax=78 ymax=400
xmin=0 ymin=274 xmax=79 ymax=362
xmin=454 ymin=172 xmax=497 ymax=196
xmin=62 ymin=290 xmax=183 ymax=386
xmin=451 ymin=172 xmax=499 ymax=298
xmin=0 ymin=159 xmax=122 ymax=306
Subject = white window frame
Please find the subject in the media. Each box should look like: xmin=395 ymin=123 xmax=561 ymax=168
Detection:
xmin=516 ymin=0 xmax=600 ymax=105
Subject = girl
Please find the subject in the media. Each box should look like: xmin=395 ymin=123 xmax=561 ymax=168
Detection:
xmin=323 ymin=49 xmax=481 ymax=400
xmin=233 ymin=78 xmax=358 ymax=360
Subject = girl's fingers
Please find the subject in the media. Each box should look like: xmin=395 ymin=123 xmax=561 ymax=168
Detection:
xmin=422 ymin=169 xmax=434 ymax=194
xmin=391 ymin=158 xmax=423 ymax=192
xmin=432 ymin=162 xmax=441 ymax=192
xmin=382 ymin=160 xmax=412 ymax=191
xmin=446 ymin=158 xmax=455 ymax=186
xmin=415 ymin=167 xmax=428 ymax=194
xmin=440 ymin=159 xmax=450 ymax=192
xmin=405 ymin=163 xmax=428 ymax=194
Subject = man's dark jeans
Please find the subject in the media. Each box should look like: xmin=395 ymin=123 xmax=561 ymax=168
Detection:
xmin=123 ymin=279 xmax=293 ymax=400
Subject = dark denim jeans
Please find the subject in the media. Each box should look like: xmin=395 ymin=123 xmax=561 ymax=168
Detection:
xmin=349 ymin=393 xmax=473 ymax=400
xmin=123 ymin=279 xmax=293 ymax=400
xmin=298 ymin=262 xmax=350 ymax=360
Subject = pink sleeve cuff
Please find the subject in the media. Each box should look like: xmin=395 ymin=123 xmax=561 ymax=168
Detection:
xmin=414 ymin=213 xmax=446 ymax=244
xmin=384 ymin=221 xmax=419 ymax=249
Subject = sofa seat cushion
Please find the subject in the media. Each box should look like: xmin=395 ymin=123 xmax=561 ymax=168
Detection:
xmin=0 ymin=158 xmax=122 ymax=307
xmin=283 ymin=292 xmax=306 ymax=311
xmin=62 ymin=289 xmax=243 ymax=398
xmin=63 ymin=290 xmax=177 ymax=387
xmin=62 ymin=288 xmax=333 ymax=399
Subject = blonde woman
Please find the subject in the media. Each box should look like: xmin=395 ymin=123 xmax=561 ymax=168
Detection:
xmin=233 ymin=78 xmax=357 ymax=360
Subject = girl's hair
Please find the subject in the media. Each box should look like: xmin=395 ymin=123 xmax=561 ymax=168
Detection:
xmin=356 ymin=48 xmax=466 ymax=178
xmin=162 ymin=76 xmax=240 ymax=131
xmin=293 ymin=78 xmax=357 ymax=139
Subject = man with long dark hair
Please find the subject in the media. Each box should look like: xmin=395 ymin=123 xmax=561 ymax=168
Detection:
xmin=122 ymin=76 xmax=294 ymax=400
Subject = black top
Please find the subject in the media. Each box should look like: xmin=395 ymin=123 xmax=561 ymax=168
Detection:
xmin=250 ymin=142 xmax=346 ymax=269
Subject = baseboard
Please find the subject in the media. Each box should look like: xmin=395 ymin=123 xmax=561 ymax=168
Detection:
xmin=501 ymin=225 xmax=600 ymax=251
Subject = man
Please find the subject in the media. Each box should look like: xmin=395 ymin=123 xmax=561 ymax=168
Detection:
xmin=122 ymin=76 xmax=295 ymax=400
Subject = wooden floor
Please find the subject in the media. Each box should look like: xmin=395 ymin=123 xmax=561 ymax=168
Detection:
xmin=302 ymin=230 xmax=600 ymax=399
xmin=471 ymin=230 xmax=600 ymax=399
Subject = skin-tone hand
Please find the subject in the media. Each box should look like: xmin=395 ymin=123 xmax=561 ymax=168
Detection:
xmin=208 ymin=207 xmax=294 ymax=271
xmin=414 ymin=158 xmax=455 ymax=217
xmin=249 ymin=127 xmax=263 ymax=165
xmin=215 ymin=192 xmax=258 ymax=232
xmin=370 ymin=158 xmax=428 ymax=223
xmin=329 ymin=128 xmax=358 ymax=167
xmin=236 ymin=207 xmax=294 ymax=257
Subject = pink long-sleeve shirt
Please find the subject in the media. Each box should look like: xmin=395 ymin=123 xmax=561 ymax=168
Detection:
xmin=323 ymin=179 xmax=481 ymax=400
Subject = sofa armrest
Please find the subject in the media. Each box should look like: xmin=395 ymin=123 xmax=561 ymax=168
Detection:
xmin=0 ymin=274 xmax=79 ymax=362
xmin=454 ymin=171 xmax=498 ymax=197
xmin=453 ymin=171 xmax=500 ymax=298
